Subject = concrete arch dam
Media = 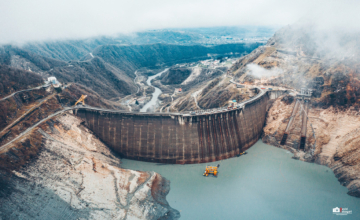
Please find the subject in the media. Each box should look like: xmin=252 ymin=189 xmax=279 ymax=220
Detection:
xmin=74 ymin=90 xmax=285 ymax=164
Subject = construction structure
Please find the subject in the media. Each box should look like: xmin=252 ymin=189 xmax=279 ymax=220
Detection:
xmin=74 ymin=95 xmax=87 ymax=106
xmin=228 ymin=100 xmax=237 ymax=110
xmin=74 ymin=90 xmax=286 ymax=164
xmin=47 ymin=77 xmax=58 ymax=84
xmin=280 ymin=88 xmax=311 ymax=150
xmin=203 ymin=165 xmax=219 ymax=177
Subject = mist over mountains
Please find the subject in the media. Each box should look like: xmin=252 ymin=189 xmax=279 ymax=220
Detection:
xmin=18 ymin=27 xmax=274 ymax=61
xmin=0 ymin=27 xmax=265 ymax=99
xmin=2 ymin=1 xmax=360 ymax=219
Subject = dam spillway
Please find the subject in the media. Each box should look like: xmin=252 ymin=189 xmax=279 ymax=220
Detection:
xmin=74 ymin=90 xmax=285 ymax=164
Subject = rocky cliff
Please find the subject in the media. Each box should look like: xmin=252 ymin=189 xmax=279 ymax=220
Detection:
xmin=263 ymin=97 xmax=360 ymax=197
xmin=0 ymin=55 xmax=179 ymax=219
xmin=227 ymin=23 xmax=360 ymax=197
xmin=0 ymin=113 xmax=180 ymax=219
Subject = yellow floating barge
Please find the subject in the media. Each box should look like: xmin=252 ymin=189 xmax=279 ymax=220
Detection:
xmin=203 ymin=165 xmax=219 ymax=177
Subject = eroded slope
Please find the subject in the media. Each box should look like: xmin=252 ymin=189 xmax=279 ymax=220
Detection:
xmin=227 ymin=23 xmax=360 ymax=197
xmin=0 ymin=113 xmax=180 ymax=219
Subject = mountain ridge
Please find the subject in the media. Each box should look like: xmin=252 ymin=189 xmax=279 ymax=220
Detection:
xmin=1 ymin=43 xmax=263 ymax=99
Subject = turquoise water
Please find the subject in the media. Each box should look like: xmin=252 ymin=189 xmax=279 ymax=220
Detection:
xmin=121 ymin=141 xmax=360 ymax=220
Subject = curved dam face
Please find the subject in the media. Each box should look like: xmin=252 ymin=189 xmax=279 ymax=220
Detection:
xmin=74 ymin=90 xmax=285 ymax=164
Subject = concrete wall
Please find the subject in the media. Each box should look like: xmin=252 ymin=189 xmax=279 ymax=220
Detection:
xmin=75 ymin=91 xmax=284 ymax=164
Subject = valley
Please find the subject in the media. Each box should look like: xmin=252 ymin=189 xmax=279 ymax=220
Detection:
xmin=124 ymin=56 xmax=246 ymax=113
xmin=1 ymin=23 xmax=360 ymax=220
xmin=0 ymin=36 xmax=265 ymax=219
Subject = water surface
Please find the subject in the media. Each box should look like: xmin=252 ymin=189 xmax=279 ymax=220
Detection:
xmin=121 ymin=140 xmax=360 ymax=220
xmin=140 ymin=69 xmax=168 ymax=112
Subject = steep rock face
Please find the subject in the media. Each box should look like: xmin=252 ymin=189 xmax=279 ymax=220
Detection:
xmin=230 ymin=33 xmax=360 ymax=110
xmin=227 ymin=23 xmax=360 ymax=198
xmin=262 ymin=96 xmax=360 ymax=197
xmin=0 ymin=114 xmax=180 ymax=219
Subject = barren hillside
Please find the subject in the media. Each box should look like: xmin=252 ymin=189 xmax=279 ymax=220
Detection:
xmin=0 ymin=113 xmax=180 ymax=219
xmin=227 ymin=24 xmax=360 ymax=197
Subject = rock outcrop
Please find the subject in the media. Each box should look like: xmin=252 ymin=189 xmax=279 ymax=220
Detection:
xmin=263 ymin=97 xmax=360 ymax=197
xmin=228 ymin=23 xmax=360 ymax=197
xmin=0 ymin=113 xmax=180 ymax=219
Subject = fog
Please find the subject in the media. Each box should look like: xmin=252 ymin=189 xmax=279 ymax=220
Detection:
xmin=1 ymin=0 xmax=359 ymax=44
xmin=246 ymin=64 xmax=283 ymax=78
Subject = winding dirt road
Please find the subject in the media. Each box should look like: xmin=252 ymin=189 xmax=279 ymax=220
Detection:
xmin=0 ymin=84 xmax=49 ymax=102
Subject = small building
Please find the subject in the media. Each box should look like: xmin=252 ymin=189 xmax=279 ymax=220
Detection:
xmin=47 ymin=76 xmax=58 ymax=84
xmin=47 ymin=76 xmax=62 ymax=91
xmin=296 ymin=88 xmax=312 ymax=100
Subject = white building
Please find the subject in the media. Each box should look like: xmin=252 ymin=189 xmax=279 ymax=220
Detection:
xmin=47 ymin=77 xmax=58 ymax=84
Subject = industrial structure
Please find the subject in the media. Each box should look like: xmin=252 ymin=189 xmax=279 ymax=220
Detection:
xmin=74 ymin=95 xmax=87 ymax=106
xmin=203 ymin=165 xmax=219 ymax=177
xmin=280 ymin=88 xmax=312 ymax=150
xmin=74 ymin=89 xmax=286 ymax=164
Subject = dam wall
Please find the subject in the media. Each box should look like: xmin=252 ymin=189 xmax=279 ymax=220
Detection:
xmin=74 ymin=90 xmax=286 ymax=164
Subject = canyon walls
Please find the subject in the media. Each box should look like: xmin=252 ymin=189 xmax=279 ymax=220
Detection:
xmin=75 ymin=90 xmax=285 ymax=164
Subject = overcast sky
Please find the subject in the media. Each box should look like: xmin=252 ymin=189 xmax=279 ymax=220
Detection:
xmin=0 ymin=0 xmax=359 ymax=44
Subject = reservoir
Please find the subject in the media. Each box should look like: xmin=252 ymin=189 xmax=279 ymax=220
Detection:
xmin=121 ymin=140 xmax=360 ymax=220
xmin=140 ymin=69 xmax=168 ymax=112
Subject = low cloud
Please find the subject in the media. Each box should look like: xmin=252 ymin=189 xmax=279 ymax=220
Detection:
xmin=1 ymin=0 xmax=356 ymax=45
xmin=246 ymin=64 xmax=283 ymax=78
